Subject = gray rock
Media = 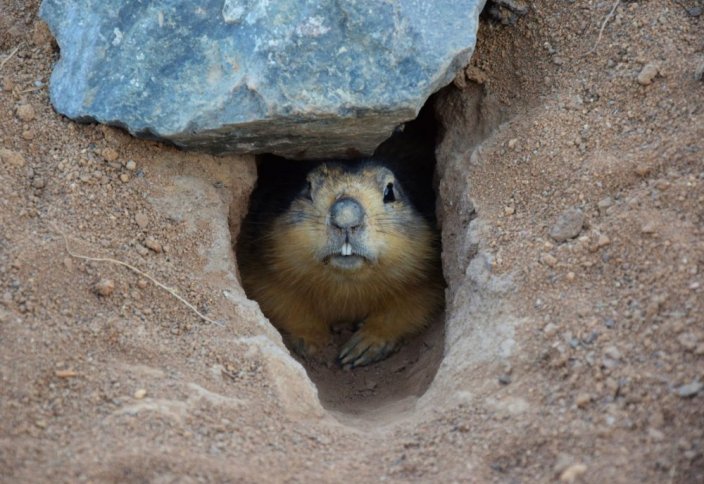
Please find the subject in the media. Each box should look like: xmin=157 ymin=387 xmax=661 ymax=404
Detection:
xmin=677 ymin=381 xmax=703 ymax=398
xmin=549 ymin=207 xmax=585 ymax=242
xmin=40 ymin=0 xmax=485 ymax=159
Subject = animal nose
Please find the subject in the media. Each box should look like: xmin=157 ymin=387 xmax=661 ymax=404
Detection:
xmin=330 ymin=197 xmax=364 ymax=230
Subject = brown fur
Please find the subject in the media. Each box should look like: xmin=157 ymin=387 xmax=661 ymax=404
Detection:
xmin=238 ymin=161 xmax=443 ymax=367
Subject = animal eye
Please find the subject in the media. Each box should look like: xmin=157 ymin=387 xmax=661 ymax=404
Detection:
xmin=383 ymin=182 xmax=395 ymax=203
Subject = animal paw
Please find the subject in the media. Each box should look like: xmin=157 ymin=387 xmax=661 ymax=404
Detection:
xmin=289 ymin=334 xmax=325 ymax=360
xmin=338 ymin=330 xmax=397 ymax=368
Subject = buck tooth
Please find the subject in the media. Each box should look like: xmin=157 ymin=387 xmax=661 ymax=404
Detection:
xmin=342 ymin=243 xmax=352 ymax=256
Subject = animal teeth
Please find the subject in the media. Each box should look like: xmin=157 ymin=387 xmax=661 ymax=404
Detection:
xmin=341 ymin=243 xmax=352 ymax=256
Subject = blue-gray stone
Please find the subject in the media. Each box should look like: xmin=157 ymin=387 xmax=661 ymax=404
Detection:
xmin=40 ymin=0 xmax=485 ymax=159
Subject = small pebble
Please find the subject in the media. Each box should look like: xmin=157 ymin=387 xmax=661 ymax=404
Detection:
xmin=504 ymin=206 xmax=515 ymax=216
xmin=137 ymin=279 xmax=148 ymax=289
xmin=136 ymin=245 xmax=149 ymax=257
xmin=596 ymin=234 xmax=610 ymax=249
xmin=695 ymin=61 xmax=704 ymax=82
xmin=144 ymin=236 xmax=162 ymax=253
xmin=94 ymin=278 xmax=115 ymax=297
xmin=544 ymin=322 xmax=559 ymax=337
xmin=677 ymin=332 xmax=698 ymax=351
xmin=553 ymin=453 xmax=574 ymax=475
xmin=134 ymin=388 xmax=147 ymax=399
xmin=102 ymin=147 xmax=119 ymax=162
xmin=125 ymin=159 xmax=137 ymax=171
xmin=541 ymin=253 xmax=558 ymax=267
xmin=2 ymin=77 xmax=14 ymax=91
xmin=634 ymin=164 xmax=651 ymax=177
xmin=677 ymin=381 xmax=703 ymax=398
xmin=498 ymin=374 xmax=512 ymax=385
xmin=119 ymin=173 xmax=130 ymax=183
xmin=16 ymin=104 xmax=36 ymax=122
xmin=32 ymin=176 xmax=46 ymax=189
xmin=575 ymin=393 xmax=591 ymax=408
xmin=508 ymin=138 xmax=519 ymax=150
xmin=604 ymin=346 xmax=622 ymax=361
xmin=641 ymin=221 xmax=657 ymax=234
xmin=560 ymin=463 xmax=587 ymax=482
xmin=566 ymin=271 xmax=576 ymax=281
xmin=22 ymin=130 xmax=35 ymax=140
xmin=550 ymin=208 xmax=585 ymax=242
xmin=134 ymin=212 xmax=149 ymax=228
xmin=597 ymin=197 xmax=612 ymax=215
xmin=637 ymin=63 xmax=659 ymax=85
xmin=0 ymin=148 xmax=26 ymax=167
xmin=648 ymin=428 xmax=665 ymax=442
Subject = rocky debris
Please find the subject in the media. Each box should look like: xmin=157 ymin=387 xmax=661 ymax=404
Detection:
xmin=637 ymin=63 xmax=659 ymax=86
xmin=540 ymin=252 xmax=558 ymax=267
xmin=544 ymin=323 xmax=559 ymax=337
xmin=101 ymin=147 xmax=119 ymax=162
xmin=676 ymin=381 xmax=703 ymax=398
xmin=597 ymin=197 xmax=612 ymax=215
xmin=32 ymin=176 xmax=46 ymax=189
xmin=40 ymin=0 xmax=484 ymax=159
xmin=498 ymin=374 xmax=512 ymax=385
xmin=560 ymin=463 xmax=587 ymax=482
xmin=685 ymin=6 xmax=702 ymax=17
xmin=595 ymin=233 xmax=610 ymax=249
xmin=134 ymin=212 xmax=149 ymax=229
xmin=0 ymin=148 xmax=26 ymax=167
xmin=549 ymin=208 xmax=585 ymax=242
xmin=15 ymin=104 xmax=36 ymax=122
xmin=575 ymin=393 xmax=591 ymax=408
xmin=94 ymin=278 xmax=115 ymax=297
xmin=144 ymin=236 xmax=163 ymax=253
xmin=641 ymin=219 xmax=657 ymax=234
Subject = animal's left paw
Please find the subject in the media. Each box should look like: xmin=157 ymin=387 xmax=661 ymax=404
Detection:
xmin=338 ymin=330 xmax=398 ymax=368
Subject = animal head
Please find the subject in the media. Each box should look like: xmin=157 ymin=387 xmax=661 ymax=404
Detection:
xmin=270 ymin=162 xmax=436 ymax=285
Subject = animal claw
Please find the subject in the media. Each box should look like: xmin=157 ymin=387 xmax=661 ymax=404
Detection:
xmin=338 ymin=331 xmax=397 ymax=368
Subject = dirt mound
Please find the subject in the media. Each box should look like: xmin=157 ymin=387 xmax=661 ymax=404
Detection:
xmin=1 ymin=1 xmax=702 ymax=482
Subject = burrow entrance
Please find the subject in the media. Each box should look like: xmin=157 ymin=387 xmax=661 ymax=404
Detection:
xmin=231 ymin=83 xmax=503 ymax=419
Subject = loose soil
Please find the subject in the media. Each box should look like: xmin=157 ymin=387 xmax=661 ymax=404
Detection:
xmin=1 ymin=1 xmax=703 ymax=482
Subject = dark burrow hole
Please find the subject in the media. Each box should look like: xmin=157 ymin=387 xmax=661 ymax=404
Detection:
xmin=235 ymin=95 xmax=447 ymax=418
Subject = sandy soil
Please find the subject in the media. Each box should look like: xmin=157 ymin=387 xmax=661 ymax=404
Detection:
xmin=1 ymin=0 xmax=703 ymax=482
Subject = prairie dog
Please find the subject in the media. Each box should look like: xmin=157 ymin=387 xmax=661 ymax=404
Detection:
xmin=238 ymin=138 xmax=443 ymax=367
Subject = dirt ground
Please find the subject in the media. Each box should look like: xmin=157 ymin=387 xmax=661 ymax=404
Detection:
xmin=1 ymin=0 xmax=703 ymax=482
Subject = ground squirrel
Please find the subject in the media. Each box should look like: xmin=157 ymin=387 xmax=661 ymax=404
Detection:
xmin=238 ymin=130 xmax=444 ymax=368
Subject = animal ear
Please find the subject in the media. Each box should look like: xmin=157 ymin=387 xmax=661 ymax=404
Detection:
xmin=302 ymin=179 xmax=313 ymax=200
